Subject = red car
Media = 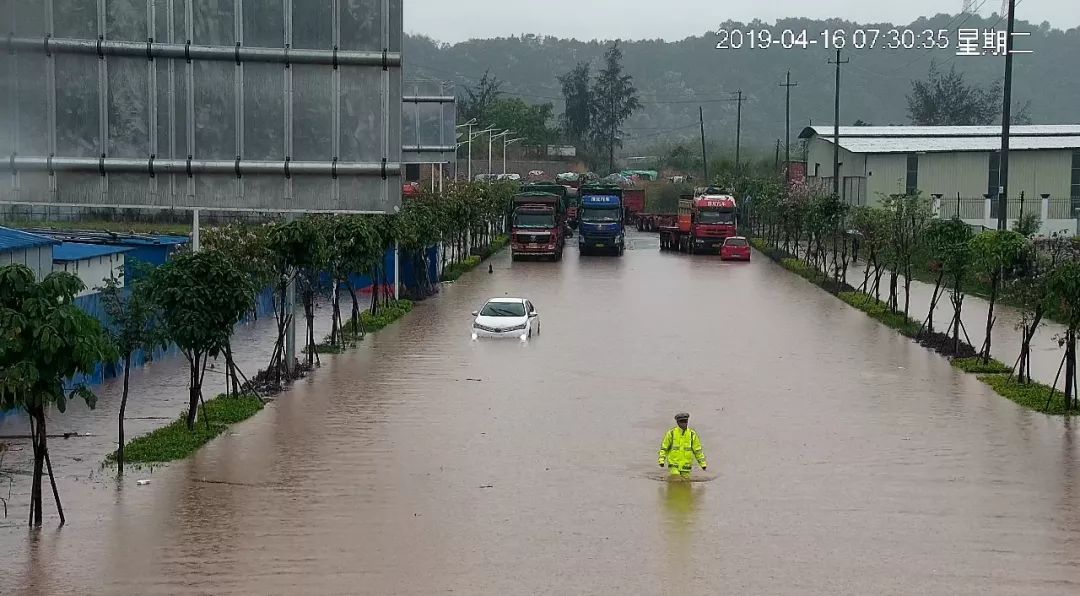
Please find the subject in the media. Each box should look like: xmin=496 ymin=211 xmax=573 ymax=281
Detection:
xmin=720 ymin=236 xmax=751 ymax=261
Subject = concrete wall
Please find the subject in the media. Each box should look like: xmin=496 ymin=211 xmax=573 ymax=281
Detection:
xmin=54 ymin=253 xmax=126 ymax=297
xmin=0 ymin=244 xmax=54 ymax=280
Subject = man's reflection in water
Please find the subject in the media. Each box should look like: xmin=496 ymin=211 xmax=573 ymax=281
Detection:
xmin=660 ymin=476 xmax=701 ymax=585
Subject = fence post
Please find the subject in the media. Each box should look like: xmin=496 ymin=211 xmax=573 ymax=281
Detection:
xmin=984 ymin=198 xmax=993 ymax=229
xmin=1041 ymin=196 xmax=1050 ymax=226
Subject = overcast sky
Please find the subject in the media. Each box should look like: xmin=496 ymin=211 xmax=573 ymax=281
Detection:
xmin=405 ymin=0 xmax=1078 ymax=43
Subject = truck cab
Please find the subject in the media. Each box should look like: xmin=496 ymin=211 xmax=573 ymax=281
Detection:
xmin=681 ymin=194 xmax=738 ymax=252
xmin=578 ymin=184 xmax=625 ymax=256
xmin=511 ymin=191 xmax=565 ymax=261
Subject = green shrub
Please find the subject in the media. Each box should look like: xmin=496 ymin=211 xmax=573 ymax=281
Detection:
xmin=340 ymin=299 xmax=413 ymax=335
xmin=110 ymin=394 xmax=264 ymax=463
xmin=781 ymin=258 xmax=827 ymax=283
xmin=838 ymin=292 xmax=922 ymax=337
xmin=979 ymin=375 xmax=1074 ymax=415
xmin=441 ymin=256 xmax=482 ymax=282
xmin=952 ymin=357 xmax=1012 ymax=374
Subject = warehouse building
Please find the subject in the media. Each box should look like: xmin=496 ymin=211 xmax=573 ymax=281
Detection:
xmin=800 ymin=125 xmax=1080 ymax=234
xmin=0 ymin=226 xmax=58 ymax=280
xmin=52 ymin=243 xmax=133 ymax=297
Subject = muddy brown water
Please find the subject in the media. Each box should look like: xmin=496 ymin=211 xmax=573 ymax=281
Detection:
xmin=2 ymin=232 xmax=1079 ymax=595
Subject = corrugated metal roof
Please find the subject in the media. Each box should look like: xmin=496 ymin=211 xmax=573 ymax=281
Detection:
xmin=0 ymin=226 xmax=59 ymax=252
xmin=800 ymin=125 xmax=1080 ymax=153
xmin=53 ymin=242 xmax=135 ymax=261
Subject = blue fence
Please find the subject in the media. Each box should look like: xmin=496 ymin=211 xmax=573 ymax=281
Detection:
xmin=62 ymin=244 xmax=439 ymax=388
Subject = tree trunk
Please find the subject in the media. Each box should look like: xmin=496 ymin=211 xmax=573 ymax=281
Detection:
xmin=117 ymin=352 xmax=131 ymax=469
xmin=29 ymin=408 xmax=44 ymax=526
xmin=1067 ymin=329 xmax=1077 ymax=409
xmin=346 ymin=278 xmax=360 ymax=332
xmin=330 ymin=279 xmax=342 ymax=347
xmin=903 ymin=261 xmax=912 ymax=319
xmin=927 ymin=270 xmax=945 ymax=334
xmin=186 ymin=353 xmax=201 ymax=430
xmin=952 ymin=292 xmax=964 ymax=357
xmin=981 ymin=274 xmax=999 ymax=364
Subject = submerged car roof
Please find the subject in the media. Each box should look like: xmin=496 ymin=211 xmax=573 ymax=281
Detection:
xmin=486 ymin=297 xmax=526 ymax=303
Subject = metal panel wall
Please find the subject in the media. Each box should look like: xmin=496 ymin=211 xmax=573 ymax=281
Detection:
xmin=1 ymin=0 xmax=402 ymax=213
xmin=401 ymin=80 xmax=455 ymax=166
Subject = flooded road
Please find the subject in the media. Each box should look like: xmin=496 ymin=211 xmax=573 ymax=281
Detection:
xmin=3 ymin=232 xmax=1080 ymax=595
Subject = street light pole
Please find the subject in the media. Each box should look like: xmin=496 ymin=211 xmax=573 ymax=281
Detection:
xmin=489 ymin=130 xmax=511 ymax=176
xmin=503 ymin=138 xmax=524 ymax=175
xmin=456 ymin=118 xmax=477 ymax=181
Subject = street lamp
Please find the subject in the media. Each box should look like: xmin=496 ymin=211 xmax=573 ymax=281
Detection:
xmin=463 ymin=125 xmax=495 ymax=181
xmin=489 ymin=129 xmax=511 ymax=175
xmin=502 ymin=137 xmax=524 ymax=175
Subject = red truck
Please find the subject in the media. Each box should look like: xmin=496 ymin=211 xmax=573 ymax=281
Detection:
xmin=511 ymin=191 xmax=566 ymax=261
xmin=622 ymin=187 xmax=646 ymax=225
xmin=658 ymin=194 xmax=738 ymax=254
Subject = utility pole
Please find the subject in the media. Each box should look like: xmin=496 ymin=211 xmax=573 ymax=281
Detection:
xmin=997 ymin=0 xmax=1017 ymax=230
xmin=466 ymin=122 xmax=474 ymax=181
xmin=699 ymin=106 xmax=709 ymax=184
xmin=779 ymin=70 xmax=798 ymax=182
xmin=828 ymin=50 xmax=848 ymax=197
xmin=774 ymin=139 xmax=781 ymax=171
xmin=734 ymin=90 xmax=746 ymax=173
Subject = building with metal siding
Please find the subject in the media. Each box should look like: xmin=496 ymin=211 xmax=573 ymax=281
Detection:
xmin=0 ymin=226 xmax=58 ymax=280
xmin=52 ymin=242 xmax=133 ymax=297
xmin=799 ymin=126 xmax=1080 ymax=221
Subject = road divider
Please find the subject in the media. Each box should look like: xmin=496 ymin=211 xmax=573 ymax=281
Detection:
xmin=751 ymin=238 xmax=1066 ymax=415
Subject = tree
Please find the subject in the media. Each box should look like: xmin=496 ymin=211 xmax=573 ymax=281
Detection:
xmin=151 ymin=251 xmax=255 ymax=430
xmin=590 ymin=42 xmax=641 ymax=173
xmin=1046 ymin=261 xmax=1080 ymax=409
xmin=880 ymin=193 xmax=933 ymax=317
xmin=0 ymin=265 xmax=114 ymax=526
xmin=486 ymin=97 xmax=556 ymax=146
xmin=925 ymin=218 xmax=975 ymax=356
xmin=907 ymin=61 xmax=1033 ymax=126
xmin=970 ymin=230 xmax=1026 ymax=364
xmin=458 ymin=70 xmax=503 ymax=126
xmin=558 ymin=62 xmax=592 ymax=146
xmin=100 ymin=270 xmax=165 ymax=469
xmin=907 ymin=62 xmax=999 ymax=126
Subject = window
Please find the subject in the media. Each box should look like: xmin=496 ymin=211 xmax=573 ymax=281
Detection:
xmin=579 ymin=207 xmax=621 ymax=222
xmin=724 ymin=238 xmax=748 ymax=247
xmin=988 ymin=151 xmax=1001 ymax=199
xmin=905 ymin=154 xmax=919 ymax=195
xmin=1071 ymin=150 xmax=1080 ymax=215
xmin=480 ymin=302 xmax=526 ymax=317
xmin=698 ymin=210 xmax=736 ymax=224
xmin=514 ymin=213 xmax=555 ymax=228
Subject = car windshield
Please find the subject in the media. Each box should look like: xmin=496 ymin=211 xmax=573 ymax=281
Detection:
xmin=699 ymin=210 xmax=735 ymax=224
xmin=725 ymin=238 xmax=748 ymax=247
xmin=580 ymin=207 xmax=621 ymax=222
xmin=514 ymin=213 xmax=555 ymax=228
xmin=480 ymin=302 xmax=526 ymax=317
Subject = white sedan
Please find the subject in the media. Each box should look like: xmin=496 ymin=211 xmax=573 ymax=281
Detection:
xmin=471 ymin=298 xmax=541 ymax=341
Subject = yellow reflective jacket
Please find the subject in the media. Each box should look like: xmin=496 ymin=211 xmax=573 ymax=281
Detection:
xmin=658 ymin=427 xmax=707 ymax=471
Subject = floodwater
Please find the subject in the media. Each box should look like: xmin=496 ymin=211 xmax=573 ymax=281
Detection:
xmin=3 ymin=232 xmax=1080 ymax=595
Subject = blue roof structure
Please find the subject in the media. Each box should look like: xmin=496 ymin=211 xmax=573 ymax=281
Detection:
xmin=0 ymin=226 xmax=58 ymax=251
xmin=53 ymin=242 xmax=135 ymax=261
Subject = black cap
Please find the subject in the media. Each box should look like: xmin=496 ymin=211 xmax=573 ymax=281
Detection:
xmin=674 ymin=412 xmax=690 ymax=422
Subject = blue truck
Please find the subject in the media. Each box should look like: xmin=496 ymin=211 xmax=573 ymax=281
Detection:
xmin=577 ymin=184 xmax=625 ymax=256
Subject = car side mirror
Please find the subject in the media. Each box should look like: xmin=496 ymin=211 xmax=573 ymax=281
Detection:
xmin=529 ymin=312 xmax=539 ymax=317
xmin=471 ymin=311 xmax=479 ymax=317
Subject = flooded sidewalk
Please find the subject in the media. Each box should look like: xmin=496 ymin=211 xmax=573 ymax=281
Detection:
xmin=2 ymin=235 xmax=1079 ymax=595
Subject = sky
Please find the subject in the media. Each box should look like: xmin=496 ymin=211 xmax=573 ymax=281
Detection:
xmin=404 ymin=0 xmax=1078 ymax=43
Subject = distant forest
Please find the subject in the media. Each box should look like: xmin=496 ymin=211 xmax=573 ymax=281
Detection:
xmin=404 ymin=13 xmax=1080 ymax=155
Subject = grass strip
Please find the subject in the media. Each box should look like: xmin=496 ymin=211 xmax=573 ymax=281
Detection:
xmin=339 ymin=299 xmax=413 ymax=336
xmin=837 ymin=292 xmax=923 ymax=337
xmin=109 ymin=394 xmax=263 ymax=463
xmin=951 ymin=357 xmax=1012 ymax=374
xmin=441 ymin=235 xmax=510 ymax=282
xmin=441 ymin=256 xmax=481 ymax=282
xmin=4 ymin=218 xmax=191 ymax=235
xmin=978 ymin=375 xmax=1073 ymax=415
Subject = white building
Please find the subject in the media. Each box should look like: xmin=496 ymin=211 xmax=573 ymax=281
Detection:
xmin=52 ymin=242 xmax=133 ymax=297
xmin=800 ymin=125 xmax=1080 ymax=234
xmin=0 ymin=226 xmax=57 ymax=280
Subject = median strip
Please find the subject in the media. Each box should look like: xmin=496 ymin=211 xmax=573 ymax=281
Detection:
xmin=751 ymin=238 xmax=1068 ymax=415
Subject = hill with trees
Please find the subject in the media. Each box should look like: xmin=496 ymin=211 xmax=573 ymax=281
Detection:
xmin=404 ymin=12 xmax=1080 ymax=156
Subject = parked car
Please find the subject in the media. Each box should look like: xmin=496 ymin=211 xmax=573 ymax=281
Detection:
xmin=471 ymin=297 xmax=541 ymax=341
xmin=720 ymin=236 xmax=751 ymax=261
